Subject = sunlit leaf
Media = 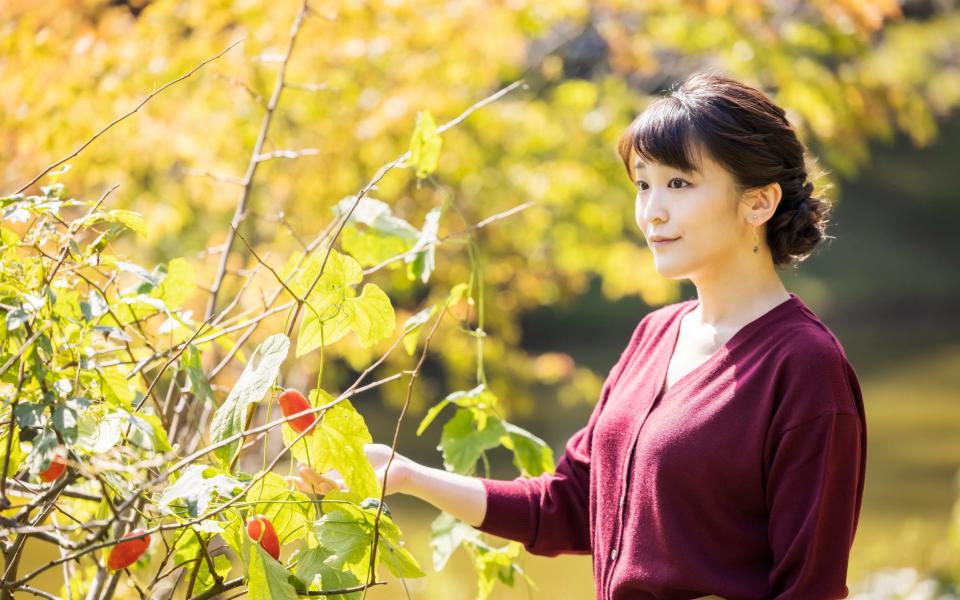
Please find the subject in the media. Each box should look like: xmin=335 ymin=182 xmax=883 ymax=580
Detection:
xmin=439 ymin=408 xmax=507 ymax=475
xmin=500 ymin=422 xmax=555 ymax=477
xmin=159 ymin=465 xmax=245 ymax=518
xmin=209 ymin=334 xmax=289 ymax=467
xmin=429 ymin=511 xmax=482 ymax=571
xmin=408 ymin=110 xmax=443 ymax=179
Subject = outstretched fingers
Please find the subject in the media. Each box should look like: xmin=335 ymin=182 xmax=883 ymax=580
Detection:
xmin=286 ymin=464 xmax=343 ymax=496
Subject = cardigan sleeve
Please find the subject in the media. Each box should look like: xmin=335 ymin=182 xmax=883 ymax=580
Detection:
xmin=765 ymin=411 xmax=865 ymax=599
xmin=764 ymin=334 xmax=867 ymax=599
xmin=472 ymin=316 xmax=649 ymax=556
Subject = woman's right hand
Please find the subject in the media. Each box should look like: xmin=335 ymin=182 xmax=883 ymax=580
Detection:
xmin=286 ymin=443 xmax=417 ymax=497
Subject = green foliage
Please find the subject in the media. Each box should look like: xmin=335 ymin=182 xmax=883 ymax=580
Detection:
xmin=172 ymin=528 xmax=233 ymax=596
xmin=501 ymin=422 xmax=556 ymax=478
xmin=408 ymin=110 xmax=443 ymax=179
xmin=420 ymin=383 xmax=555 ymax=477
xmin=0 ymin=125 xmax=547 ymax=598
xmin=243 ymin=535 xmax=303 ymax=600
xmin=159 ymin=465 xmax=245 ymax=518
xmin=440 ymin=408 xmax=508 ymax=475
xmin=294 ymin=543 xmax=362 ymax=599
xmin=315 ymin=489 xmax=425 ymax=582
xmin=209 ymin=333 xmax=290 ymax=466
xmin=473 ymin=541 xmax=534 ymax=600
xmin=430 ymin=511 xmax=482 ymax=571
xmin=285 ymin=249 xmax=396 ymax=358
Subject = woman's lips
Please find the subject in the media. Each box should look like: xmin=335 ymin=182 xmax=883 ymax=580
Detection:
xmin=651 ymin=237 xmax=680 ymax=247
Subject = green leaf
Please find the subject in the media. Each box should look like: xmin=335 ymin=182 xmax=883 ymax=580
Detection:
xmin=439 ymin=408 xmax=506 ymax=475
xmin=245 ymin=536 xmax=301 ymax=600
xmin=401 ymin=304 xmax=437 ymax=356
xmin=5 ymin=308 xmax=29 ymax=331
xmin=98 ymin=366 xmax=135 ymax=408
xmin=0 ymin=421 xmax=23 ymax=478
xmin=407 ymin=110 xmax=442 ymax=179
xmin=340 ymin=225 xmax=417 ymax=268
xmin=184 ymin=345 xmax=214 ymax=406
xmin=473 ymin=541 xmax=530 ymax=600
xmin=404 ymin=206 xmax=442 ymax=284
xmin=125 ymin=410 xmax=172 ymax=452
xmin=419 ymin=384 xmax=496 ymax=437
xmin=281 ymin=391 xmax=380 ymax=501
xmin=294 ymin=544 xmax=361 ymax=599
xmin=76 ymin=411 xmax=122 ymax=453
xmin=331 ymin=196 xmax=421 ymax=240
xmin=221 ymin=508 xmax=246 ymax=557
xmin=52 ymin=404 xmax=79 ymax=444
xmin=284 ymin=247 xmax=359 ymax=302
xmin=159 ymin=465 xmax=244 ymax=518
xmin=448 ymin=282 xmax=470 ymax=305
xmin=295 ymin=248 xmax=395 ymax=357
xmin=315 ymin=490 xmax=425 ymax=582
xmin=500 ymin=422 xmax=555 ymax=477
xmin=209 ymin=334 xmax=289 ymax=466
xmin=75 ymin=209 xmax=146 ymax=235
xmin=0 ymin=226 xmax=20 ymax=248
xmin=13 ymin=403 xmax=44 ymax=429
xmin=429 ymin=511 xmax=482 ymax=571
xmin=25 ymin=428 xmax=60 ymax=478
xmin=416 ymin=399 xmax=450 ymax=437
xmin=246 ymin=471 xmax=314 ymax=544
xmin=173 ymin=528 xmax=232 ymax=595
xmin=152 ymin=257 xmax=195 ymax=307
xmin=80 ymin=289 xmax=108 ymax=321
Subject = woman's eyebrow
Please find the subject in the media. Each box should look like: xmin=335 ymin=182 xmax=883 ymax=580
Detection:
xmin=633 ymin=161 xmax=700 ymax=176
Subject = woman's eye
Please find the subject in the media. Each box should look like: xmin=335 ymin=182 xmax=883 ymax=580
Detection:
xmin=635 ymin=179 xmax=688 ymax=191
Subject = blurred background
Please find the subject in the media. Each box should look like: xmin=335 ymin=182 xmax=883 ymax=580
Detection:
xmin=2 ymin=0 xmax=959 ymax=597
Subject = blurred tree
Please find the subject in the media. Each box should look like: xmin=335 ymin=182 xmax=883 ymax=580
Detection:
xmin=1 ymin=0 xmax=958 ymax=421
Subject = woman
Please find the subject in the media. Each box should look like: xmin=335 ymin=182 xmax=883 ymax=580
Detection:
xmin=293 ymin=72 xmax=867 ymax=600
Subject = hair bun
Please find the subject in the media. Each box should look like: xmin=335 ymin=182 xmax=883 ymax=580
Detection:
xmin=769 ymin=178 xmax=830 ymax=267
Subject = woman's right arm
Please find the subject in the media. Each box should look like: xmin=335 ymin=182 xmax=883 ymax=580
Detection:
xmin=403 ymin=460 xmax=487 ymax=527
xmin=289 ymin=443 xmax=488 ymax=527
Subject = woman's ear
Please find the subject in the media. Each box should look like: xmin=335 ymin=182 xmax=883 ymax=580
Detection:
xmin=741 ymin=182 xmax=782 ymax=222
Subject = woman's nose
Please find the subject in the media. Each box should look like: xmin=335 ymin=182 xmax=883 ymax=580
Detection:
xmin=640 ymin=191 xmax=668 ymax=225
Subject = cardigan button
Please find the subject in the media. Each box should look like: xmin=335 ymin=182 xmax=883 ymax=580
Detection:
xmin=610 ymin=548 xmax=618 ymax=561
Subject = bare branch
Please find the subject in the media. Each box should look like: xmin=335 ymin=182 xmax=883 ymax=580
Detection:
xmin=204 ymin=2 xmax=310 ymax=319
xmin=253 ymin=148 xmax=320 ymax=162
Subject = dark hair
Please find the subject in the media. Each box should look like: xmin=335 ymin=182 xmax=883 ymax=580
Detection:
xmin=617 ymin=71 xmax=832 ymax=268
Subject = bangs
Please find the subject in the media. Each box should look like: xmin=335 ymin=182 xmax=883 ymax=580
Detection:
xmin=617 ymin=97 xmax=706 ymax=182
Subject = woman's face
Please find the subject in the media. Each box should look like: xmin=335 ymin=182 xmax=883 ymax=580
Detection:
xmin=633 ymin=147 xmax=748 ymax=281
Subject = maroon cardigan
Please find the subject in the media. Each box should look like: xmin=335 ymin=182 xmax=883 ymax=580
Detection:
xmin=475 ymin=293 xmax=867 ymax=600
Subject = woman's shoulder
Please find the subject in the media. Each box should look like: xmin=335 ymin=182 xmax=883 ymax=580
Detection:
xmin=771 ymin=296 xmax=853 ymax=371
xmin=767 ymin=298 xmax=864 ymax=426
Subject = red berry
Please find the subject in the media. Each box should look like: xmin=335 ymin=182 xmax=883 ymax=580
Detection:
xmin=106 ymin=528 xmax=150 ymax=570
xmin=246 ymin=514 xmax=280 ymax=560
xmin=278 ymin=388 xmax=316 ymax=434
xmin=39 ymin=449 xmax=67 ymax=483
